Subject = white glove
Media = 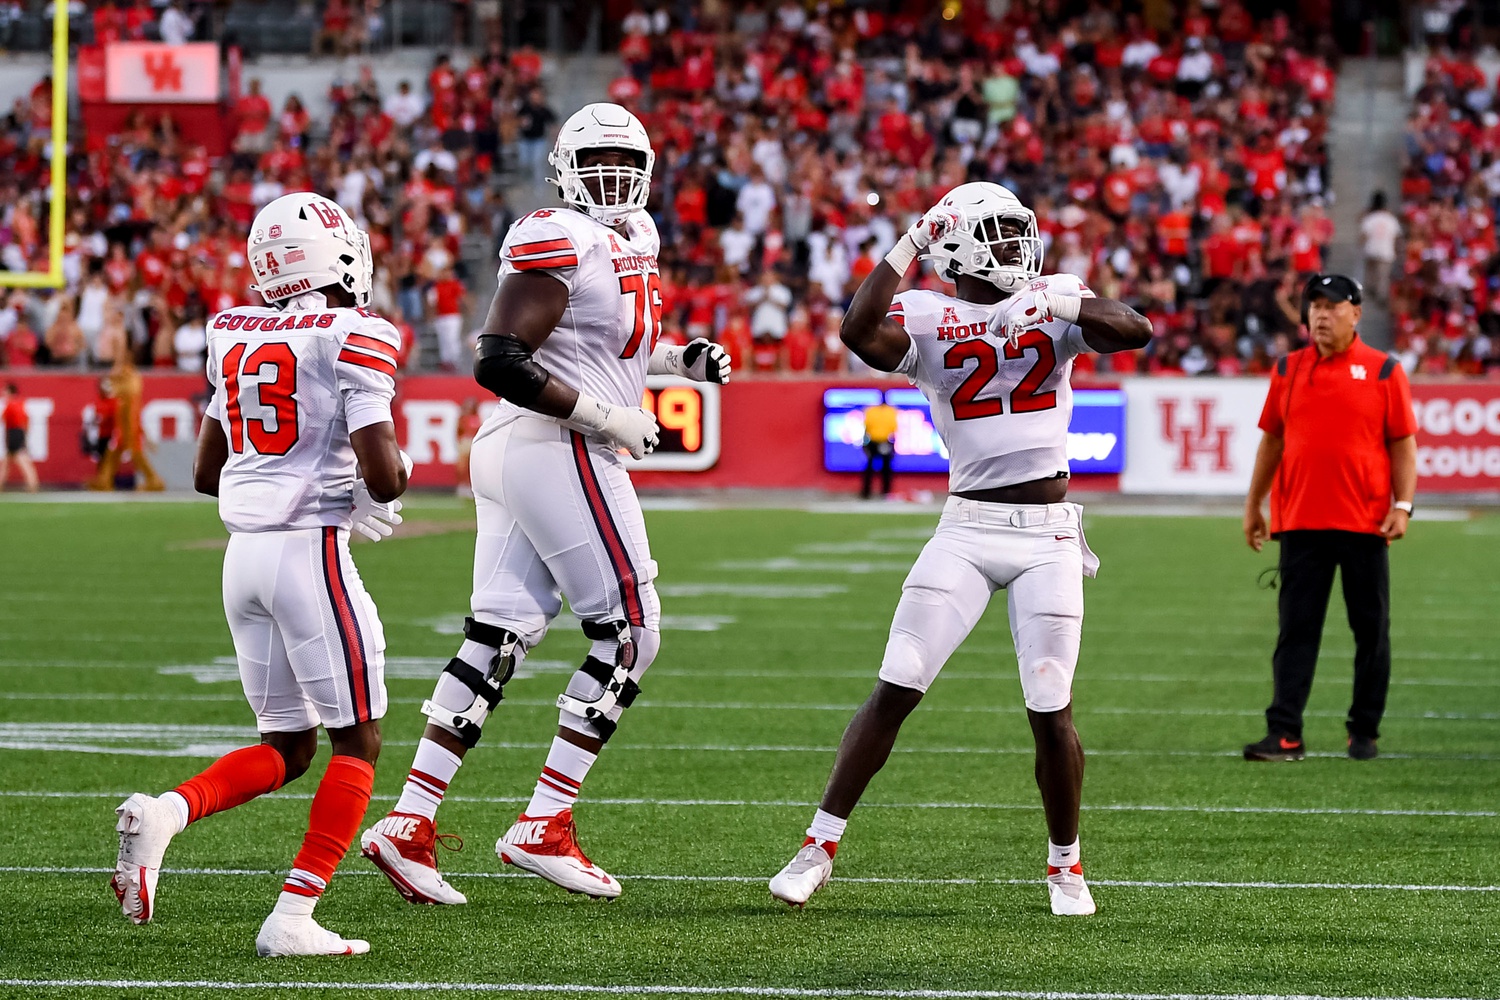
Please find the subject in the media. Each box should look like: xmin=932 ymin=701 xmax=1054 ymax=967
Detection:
xmin=988 ymin=290 xmax=1080 ymax=347
xmin=569 ymin=392 xmax=660 ymax=460
xmin=907 ymin=206 xmax=965 ymax=250
xmin=351 ymin=478 xmax=404 ymax=542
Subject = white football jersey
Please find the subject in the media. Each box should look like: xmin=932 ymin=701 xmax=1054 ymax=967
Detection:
xmin=205 ymin=291 xmax=400 ymax=533
xmin=485 ymin=206 xmax=661 ymax=429
xmin=892 ymin=273 xmax=1096 ymax=492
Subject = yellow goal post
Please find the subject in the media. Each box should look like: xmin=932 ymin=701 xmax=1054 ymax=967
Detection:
xmin=0 ymin=0 xmax=70 ymax=289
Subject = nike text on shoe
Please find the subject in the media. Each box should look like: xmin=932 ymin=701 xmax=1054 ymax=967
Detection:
xmin=1243 ymin=732 xmax=1305 ymax=762
xmin=111 ymin=793 xmax=179 ymax=924
xmin=496 ymin=810 xmax=621 ymax=898
xmin=1046 ymin=862 xmax=1097 ymax=916
xmin=360 ymin=812 xmax=467 ymax=905
xmin=255 ymin=911 xmax=370 ymax=957
xmin=1348 ymin=735 xmax=1379 ymax=761
xmin=769 ymin=842 xmax=833 ymax=908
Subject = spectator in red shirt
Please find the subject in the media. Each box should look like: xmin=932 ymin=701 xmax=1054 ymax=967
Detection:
xmin=0 ymin=383 xmax=39 ymax=492
xmin=428 ymin=265 xmax=468 ymax=371
xmin=234 ymin=78 xmax=273 ymax=154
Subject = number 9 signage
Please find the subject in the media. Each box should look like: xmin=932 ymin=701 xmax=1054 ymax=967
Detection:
xmin=634 ymin=377 xmax=721 ymax=471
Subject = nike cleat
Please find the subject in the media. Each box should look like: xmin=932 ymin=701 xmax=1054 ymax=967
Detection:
xmin=255 ymin=911 xmax=370 ymax=957
xmin=769 ymin=840 xmax=834 ymax=908
xmin=361 ymin=812 xmax=467 ymax=905
xmin=1047 ymin=862 xmax=1097 ymax=915
xmin=111 ymin=792 xmax=179 ymax=924
xmin=1243 ymin=732 xmax=1305 ymax=761
xmin=1348 ymin=735 xmax=1379 ymax=760
xmin=496 ymin=809 xmax=621 ymax=898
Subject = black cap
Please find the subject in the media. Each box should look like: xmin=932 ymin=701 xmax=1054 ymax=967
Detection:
xmin=1302 ymin=273 xmax=1363 ymax=307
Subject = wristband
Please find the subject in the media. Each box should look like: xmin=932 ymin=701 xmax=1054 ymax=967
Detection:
xmin=883 ymin=234 xmax=920 ymax=275
xmin=1394 ymin=500 xmax=1413 ymax=514
xmin=1048 ymin=292 xmax=1082 ymax=324
xmin=568 ymin=393 xmax=611 ymax=432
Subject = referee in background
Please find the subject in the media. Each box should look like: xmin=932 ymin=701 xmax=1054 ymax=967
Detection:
xmin=1242 ymin=275 xmax=1417 ymax=762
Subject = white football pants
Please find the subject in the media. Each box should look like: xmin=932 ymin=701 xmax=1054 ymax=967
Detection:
xmin=467 ymin=415 xmax=661 ymax=646
xmin=222 ymin=526 xmax=388 ymax=732
xmin=878 ymin=497 xmax=1099 ymax=713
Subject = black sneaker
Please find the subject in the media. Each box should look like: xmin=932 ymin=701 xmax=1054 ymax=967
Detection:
xmin=1243 ymin=733 xmax=1305 ymax=761
xmin=1347 ymin=735 xmax=1378 ymax=760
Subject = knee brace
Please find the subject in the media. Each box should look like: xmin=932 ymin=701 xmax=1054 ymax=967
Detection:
xmin=421 ymin=617 xmax=522 ymax=748
xmin=556 ymin=619 xmax=659 ymax=742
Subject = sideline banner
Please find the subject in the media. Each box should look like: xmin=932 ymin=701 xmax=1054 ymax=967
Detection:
xmin=1119 ymin=378 xmax=1267 ymax=495
xmin=1410 ymin=383 xmax=1500 ymax=493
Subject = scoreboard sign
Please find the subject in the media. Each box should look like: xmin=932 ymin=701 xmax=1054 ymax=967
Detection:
xmin=634 ymin=378 xmax=721 ymax=471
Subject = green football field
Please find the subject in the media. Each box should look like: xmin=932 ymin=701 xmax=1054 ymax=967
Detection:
xmin=1 ymin=496 xmax=1497 ymax=1000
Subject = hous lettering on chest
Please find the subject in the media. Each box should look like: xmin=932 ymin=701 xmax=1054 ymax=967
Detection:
xmin=611 ymin=254 xmax=658 ymax=274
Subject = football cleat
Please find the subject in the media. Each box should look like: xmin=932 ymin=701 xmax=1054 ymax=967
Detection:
xmin=361 ymin=812 xmax=468 ymax=905
xmin=1348 ymin=735 xmax=1379 ymax=760
xmin=1046 ymin=862 xmax=1097 ymax=916
xmin=1243 ymin=732 xmax=1305 ymax=762
xmin=255 ymin=911 xmax=370 ymax=957
xmin=111 ymin=792 xmax=179 ymax=924
xmin=769 ymin=841 xmax=834 ymax=908
xmin=496 ymin=809 xmax=621 ymax=898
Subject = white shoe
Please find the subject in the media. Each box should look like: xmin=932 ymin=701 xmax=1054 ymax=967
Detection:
xmin=496 ymin=810 xmax=621 ymax=899
xmin=769 ymin=841 xmax=833 ymax=907
xmin=255 ymin=911 xmax=370 ymax=957
xmin=111 ymin=793 xmax=179 ymax=924
xmin=1046 ymin=863 xmax=1097 ymax=916
xmin=360 ymin=812 xmax=468 ymax=905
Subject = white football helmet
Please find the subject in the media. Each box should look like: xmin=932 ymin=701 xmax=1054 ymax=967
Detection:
xmin=548 ymin=102 xmax=655 ymax=227
xmin=248 ymin=193 xmax=373 ymax=307
xmin=922 ymin=182 xmax=1044 ymax=294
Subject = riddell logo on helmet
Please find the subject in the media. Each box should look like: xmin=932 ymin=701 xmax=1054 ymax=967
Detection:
xmin=262 ymin=277 xmax=312 ymax=299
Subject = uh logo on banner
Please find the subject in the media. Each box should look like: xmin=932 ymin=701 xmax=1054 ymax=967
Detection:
xmin=1119 ymin=378 xmax=1269 ymax=495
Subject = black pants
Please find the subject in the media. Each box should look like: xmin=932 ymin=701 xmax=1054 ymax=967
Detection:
xmin=1266 ymin=530 xmax=1391 ymax=740
xmin=861 ymin=442 xmax=893 ymax=498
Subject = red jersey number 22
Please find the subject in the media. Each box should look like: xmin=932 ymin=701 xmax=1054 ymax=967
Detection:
xmin=222 ymin=342 xmax=300 ymax=455
xmin=943 ymin=331 xmax=1058 ymax=420
xmin=618 ymin=273 xmax=663 ymax=359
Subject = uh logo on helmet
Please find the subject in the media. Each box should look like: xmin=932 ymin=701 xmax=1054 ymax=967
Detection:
xmin=921 ymin=181 xmax=1045 ymax=294
xmin=548 ymin=102 xmax=655 ymax=228
xmin=248 ymin=193 xmax=374 ymax=307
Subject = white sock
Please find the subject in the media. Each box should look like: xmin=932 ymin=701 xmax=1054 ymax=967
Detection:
xmin=160 ymin=791 xmax=190 ymax=833
xmin=393 ymin=739 xmax=464 ymax=821
xmin=271 ymin=888 xmax=317 ymax=918
xmin=806 ymin=809 xmax=848 ymax=845
xmin=525 ymin=737 xmax=597 ymax=817
xmin=1048 ymin=838 xmax=1081 ymax=869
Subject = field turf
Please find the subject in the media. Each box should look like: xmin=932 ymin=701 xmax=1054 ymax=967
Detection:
xmin=0 ymin=497 xmax=1497 ymax=999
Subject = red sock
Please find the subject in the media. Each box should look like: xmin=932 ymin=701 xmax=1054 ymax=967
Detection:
xmin=173 ymin=744 xmax=287 ymax=825
xmin=283 ymin=755 xmax=375 ymax=898
xmin=802 ymin=835 xmax=838 ymax=858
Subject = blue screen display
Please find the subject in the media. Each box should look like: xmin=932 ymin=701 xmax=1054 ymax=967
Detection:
xmin=822 ymin=387 xmax=1125 ymax=475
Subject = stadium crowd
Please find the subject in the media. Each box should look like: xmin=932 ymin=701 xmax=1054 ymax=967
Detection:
xmin=0 ymin=0 xmax=1472 ymax=379
xmin=1390 ymin=42 xmax=1500 ymax=376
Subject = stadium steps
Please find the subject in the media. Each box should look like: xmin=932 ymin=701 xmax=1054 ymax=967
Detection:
xmin=1327 ymin=55 xmax=1405 ymax=349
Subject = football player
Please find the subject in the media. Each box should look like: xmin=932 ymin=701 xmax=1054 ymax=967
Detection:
xmin=361 ymin=103 xmax=730 ymax=904
xmin=768 ymin=182 xmax=1151 ymax=916
xmin=111 ymin=193 xmax=410 ymax=956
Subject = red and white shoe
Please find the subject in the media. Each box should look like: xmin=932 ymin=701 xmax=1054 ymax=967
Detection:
xmin=255 ymin=911 xmax=370 ymax=957
xmin=360 ymin=812 xmax=467 ymax=905
xmin=769 ymin=840 xmax=834 ymax=908
xmin=1046 ymin=862 xmax=1097 ymax=916
xmin=111 ymin=792 xmax=179 ymax=924
xmin=496 ymin=809 xmax=621 ymax=898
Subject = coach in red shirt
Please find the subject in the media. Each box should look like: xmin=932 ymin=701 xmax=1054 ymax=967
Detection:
xmin=1242 ymin=274 xmax=1416 ymax=762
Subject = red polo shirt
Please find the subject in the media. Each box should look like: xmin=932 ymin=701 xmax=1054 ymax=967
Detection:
xmin=1258 ymin=337 xmax=1416 ymax=536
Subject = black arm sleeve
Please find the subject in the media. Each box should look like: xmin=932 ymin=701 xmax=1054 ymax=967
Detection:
xmin=474 ymin=334 xmax=552 ymax=406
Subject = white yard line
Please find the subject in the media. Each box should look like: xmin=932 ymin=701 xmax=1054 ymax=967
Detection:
xmin=3 ymin=868 xmax=1497 ymax=895
xmin=1 ymin=789 xmax=1491 ymax=818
